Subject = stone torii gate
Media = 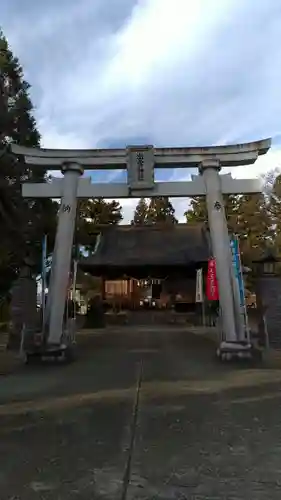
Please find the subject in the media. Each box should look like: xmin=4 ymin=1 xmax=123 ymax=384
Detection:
xmin=11 ymin=138 xmax=271 ymax=359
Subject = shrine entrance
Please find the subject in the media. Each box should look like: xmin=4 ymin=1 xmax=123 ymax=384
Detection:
xmin=79 ymin=222 xmax=211 ymax=328
xmin=11 ymin=138 xmax=271 ymax=360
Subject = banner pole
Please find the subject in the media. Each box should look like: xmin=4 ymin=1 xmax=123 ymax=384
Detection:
xmin=41 ymin=234 xmax=47 ymax=327
xmin=235 ymin=234 xmax=250 ymax=343
xmin=195 ymin=268 xmax=205 ymax=326
xmin=202 ymin=297 xmax=206 ymax=326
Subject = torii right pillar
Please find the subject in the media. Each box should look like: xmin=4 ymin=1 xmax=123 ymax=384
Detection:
xmin=200 ymin=159 xmax=249 ymax=359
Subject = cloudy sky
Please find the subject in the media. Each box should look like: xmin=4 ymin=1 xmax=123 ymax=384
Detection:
xmin=2 ymin=0 xmax=281 ymax=221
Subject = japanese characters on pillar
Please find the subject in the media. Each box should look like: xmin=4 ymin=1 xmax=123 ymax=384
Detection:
xmin=127 ymin=145 xmax=155 ymax=192
xmin=61 ymin=203 xmax=71 ymax=213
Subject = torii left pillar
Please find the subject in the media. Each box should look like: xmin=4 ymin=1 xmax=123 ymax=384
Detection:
xmin=47 ymin=162 xmax=83 ymax=345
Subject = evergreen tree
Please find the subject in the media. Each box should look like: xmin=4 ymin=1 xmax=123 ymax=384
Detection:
xmin=265 ymin=170 xmax=281 ymax=229
xmin=131 ymin=198 xmax=148 ymax=224
xmin=184 ymin=194 xmax=239 ymax=228
xmin=184 ymin=196 xmax=208 ymax=224
xmin=184 ymin=191 xmax=273 ymax=266
xmin=76 ymin=198 xmax=122 ymax=250
xmin=147 ymin=196 xmax=178 ymax=224
xmin=261 ymin=169 xmax=281 ymax=254
xmin=78 ymin=198 xmax=122 ymax=226
xmin=0 ymin=30 xmax=57 ymax=296
xmin=234 ymin=194 xmax=273 ymax=265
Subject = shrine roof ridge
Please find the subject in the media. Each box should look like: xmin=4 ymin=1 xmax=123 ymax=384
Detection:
xmin=79 ymin=222 xmax=211 ymax=271
xmin=10 ymin=138 xmax=271 ymax=171
xmin=94 ymin=222 xmax=207 ymax=231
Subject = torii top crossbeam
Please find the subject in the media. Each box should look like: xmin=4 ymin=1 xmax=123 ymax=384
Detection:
xmin=12 ymin=138 xmax=270 ymax=169
xmin=11 ymin=138 xmax=271 ymax=199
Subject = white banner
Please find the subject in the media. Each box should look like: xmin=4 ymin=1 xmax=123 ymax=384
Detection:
xmin=195 ymin=268 xmax=203 ymax=303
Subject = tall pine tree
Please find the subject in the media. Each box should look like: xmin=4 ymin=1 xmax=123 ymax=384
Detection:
xmin=0 ymin=30 xmax=57 ymax=296
xmin=184 ymin=196 xmax=208 ymax=224
xmin=131 ymin=198 xmax=148 ymax=224
xmin=76 ymin=198 xmax=123 ymax=250
xmin=147 ymin=196 xmax=178 ymax=224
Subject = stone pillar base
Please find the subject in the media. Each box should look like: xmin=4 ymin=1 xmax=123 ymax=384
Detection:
xmin=216 ymin=341 xmax=254 ymax=361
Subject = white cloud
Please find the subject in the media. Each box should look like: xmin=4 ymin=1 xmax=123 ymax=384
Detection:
xmin=4 ymin=0 xmax=281 ymax=149
xmin=2 ymin=0 xmax=281 ymax=222
xmin=106 ymin=0 xmax=230 ymax=90
xmin=224 ymin=147 xmax=281 ymax=179
xmin=40 ymin=127 xmax=89 ymax=150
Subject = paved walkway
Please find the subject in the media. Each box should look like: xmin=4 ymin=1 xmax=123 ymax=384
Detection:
xmin=1 ymin=328 xmax=281 ymax=499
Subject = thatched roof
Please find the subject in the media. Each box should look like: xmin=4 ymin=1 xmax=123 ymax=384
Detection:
xmin=79 ymin=223 xmax=211 ymax=277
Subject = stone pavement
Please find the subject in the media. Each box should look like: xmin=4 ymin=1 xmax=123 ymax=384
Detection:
xmin=1 ymin=327 xmax=281 ymax=499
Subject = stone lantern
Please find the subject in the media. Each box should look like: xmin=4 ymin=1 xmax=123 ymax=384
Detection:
xmin=253 ymin=249 xmax=281 ymax=348
xmin=8 ymin=256 xmax=39 ymax=350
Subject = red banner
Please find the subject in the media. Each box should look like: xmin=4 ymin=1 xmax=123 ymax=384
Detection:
xmin=206 ymin=258 xmax=219 ymax=301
